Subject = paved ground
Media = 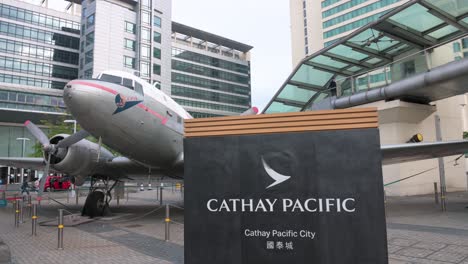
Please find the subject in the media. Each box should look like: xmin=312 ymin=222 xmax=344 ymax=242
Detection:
xmin=0 ymin=185 xmax=467 ymax=264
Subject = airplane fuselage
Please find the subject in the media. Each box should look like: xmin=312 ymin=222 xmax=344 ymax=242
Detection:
xmin=63 ymin=71 xmax=190 ymax=171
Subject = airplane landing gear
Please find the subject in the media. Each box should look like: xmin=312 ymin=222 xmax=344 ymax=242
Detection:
xmin=82 ymin=177 xmax=119 ymax=218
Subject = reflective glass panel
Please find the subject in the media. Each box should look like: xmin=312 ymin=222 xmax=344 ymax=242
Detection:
xmin=328 ymin=45 xmax=369 ymax=61
xmin=427 ymin=25 xmax=459 ymax=39
xmin=277 ymin=84 xmax=316 ymax=103
xmin=264 ymin=101 xmax=301 ymax=114
xmin=309 ymin=55 xmax=348 ymax=69
xmin=366 ymin=58 xmax=382 ymax=64
xmin=291 ymin=64 xmax=334 ymax=87
xmin=424 ymin=0 xmax=468 ymax=18
xmin=389 ymin=4 xmax=444 ymax=32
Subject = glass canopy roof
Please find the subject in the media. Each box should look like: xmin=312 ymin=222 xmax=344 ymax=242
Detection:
xmin=263 ymin=0 xmax=468 ymax=114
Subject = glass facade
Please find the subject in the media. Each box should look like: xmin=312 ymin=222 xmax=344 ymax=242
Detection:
xmin=0 ymin=55 xmax=78 ymax=80
xmin=173 ymin=98 xmax=247 ymax=113
xmin=323 ymin=12 xmax=386 ymax=39
xmin=0 ymin=38 xmax=78 ymax=65
xmin=0 ymin=1 xmax=81 ymax=161
xmin=0 ymin=73 xmax=66 ymax=89
xmin=125 ymin=21 xmax=136 ymax=34
xmin=0 ymin=3 xmax=80 ymax=31
xmin=323 ymin=0 xmax=401 ymax=28
xmin=0 ymin=89 xmax=66 ymax=113
xmin=0 ymin=21 xmax=80 ymax=49
xmin=172 ymin=47 xmax=249 ymax=74
xmin=172 ymin=85 xmax=250 ymax=105
xmin=172 ymin=60 xmax=249 ymax=84
xmin=171 ymin=44 xmax=251 ymax=115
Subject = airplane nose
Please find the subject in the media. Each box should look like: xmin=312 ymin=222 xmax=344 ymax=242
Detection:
xmin=63 ymin=81 xmax=91 ymax=116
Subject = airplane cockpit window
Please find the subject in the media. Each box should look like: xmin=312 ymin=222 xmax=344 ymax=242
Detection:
xmin=123 ymin=78 xmax=134 ymax=90
xmin=99 ymin=74 xmax=122 ymax=85
xmin=135 ymin=82 xmax=144 ymax=95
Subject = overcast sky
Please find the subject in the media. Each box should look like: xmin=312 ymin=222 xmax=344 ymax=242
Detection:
xmin=31 ymin=0 xmax=293 ymax=111
xmin=172 ymin=0 xmax=293 ymax=111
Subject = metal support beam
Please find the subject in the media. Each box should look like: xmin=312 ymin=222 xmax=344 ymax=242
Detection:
xmin=288 ymin=80 xmax=324 ymax=92
xmin=304 ymin=61 xmax=353 ymax=76
xmin=344 ymin=42 xmax=392 ymax=62
xmin=435 ymin=115 xmax=447 ymax=212
xmin=419 ymin=0 xmax=468 ymax=33
xmin=323 ymin=52 xmax=373 ymax=69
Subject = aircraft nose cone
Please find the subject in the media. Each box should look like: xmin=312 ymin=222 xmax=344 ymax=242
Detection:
xmin=63 ymin=81 xmax=91 ymax=117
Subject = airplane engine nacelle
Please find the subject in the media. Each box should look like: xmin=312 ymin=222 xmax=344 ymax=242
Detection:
xmin=47 ymin=134 xmax=99 ymax=184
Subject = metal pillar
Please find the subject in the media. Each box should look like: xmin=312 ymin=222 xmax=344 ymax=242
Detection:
xmin=434 ymin=182 xmax=439 ymax=204
xmin=19 ymin=199 xmax=24 ymax=224
xmin=27 ymin=195 xmax=32 ymax=217
xmin=14 ymin=201 xmax=19 ymax=227
xmin=57 ymin=209 xmax=64 ymax=250
xmin=435 ymin=115 xmax=447 ymax=211
xmin=165 ymin=204 xmax=170 ymax=241
xmin=159 ymin=187 xmax=163 ymax=206
xmin=32 ymin=204 xmax=37 ymax=236
xmin=75 ymin=189 xmax=79 ymax=205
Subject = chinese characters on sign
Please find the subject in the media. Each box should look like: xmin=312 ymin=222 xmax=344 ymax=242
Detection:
xmin=266 ymin=241 xmax=294 ymax=250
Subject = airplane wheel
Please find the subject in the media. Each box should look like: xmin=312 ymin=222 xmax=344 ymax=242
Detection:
xmin=82 ymin=191 xmax=105 ymax=218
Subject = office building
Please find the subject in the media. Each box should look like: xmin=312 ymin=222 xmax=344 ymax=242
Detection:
xmin=290 ymin=0 xmax=409 ymax=65
xmin=171 ymin=22 xmax=252 ymax=118
xmin=0 ymin=0 xmax=80 ymax=161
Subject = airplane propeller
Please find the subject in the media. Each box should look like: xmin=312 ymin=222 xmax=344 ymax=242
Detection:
xmin=23 ymin=120 xmax=89 ymax=197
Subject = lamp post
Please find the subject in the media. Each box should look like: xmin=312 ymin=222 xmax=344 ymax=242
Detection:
xmin=64 ymin=120 xmax=77 ymax=134
xmin=16 ymin=137 xmax=30 ymax=183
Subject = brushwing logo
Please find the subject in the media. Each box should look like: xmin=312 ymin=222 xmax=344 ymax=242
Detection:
xmin=262 ymin=156 xmax=291 ymax=189
xmin=113 ymin=94 xmax=142 ymax=114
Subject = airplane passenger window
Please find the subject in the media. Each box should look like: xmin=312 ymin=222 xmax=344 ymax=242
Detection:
xmin=123 ymin=78 xmax=134 ymax=90
xmin=135 ymin=82 xmax=144 ymax=95
xmin=99 ymin=74 xmax=122 ymax=84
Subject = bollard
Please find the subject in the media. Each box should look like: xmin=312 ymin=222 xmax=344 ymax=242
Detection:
xmin=57 ymin=209 xmax=64 ymax=250
xmin=159 ymin=187 xmax=163 ymax=206
xmin=75 ymin=189 xmax=79 ymax=205
xmin=19 ymin=200 xmax=24 ymax=224
xmin=434 ymin=182 xmax=439 ymax=204
xmin=32 ymin=204 xmax=37 ymax=236
xmin=14 ymin=201 xmax=19 ymax=228
xmin=27 ymin=195 xmax=32 ymax=218
xmin=165 ymin=204 xmax=170 ymax=241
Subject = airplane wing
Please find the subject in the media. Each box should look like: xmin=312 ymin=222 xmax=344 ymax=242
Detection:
xmin=0 ymin=157 xmax=47 ymax=171
xmin=381 ymin=140 xmax=468 ymax=165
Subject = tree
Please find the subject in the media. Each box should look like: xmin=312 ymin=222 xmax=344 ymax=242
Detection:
xmin=30 ymin=115 xmax=120 ymax=157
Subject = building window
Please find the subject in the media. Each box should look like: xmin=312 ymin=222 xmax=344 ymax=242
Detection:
xmin=464 ymin=52 xmax=468 ymax=57
xmin=453 ymin=42 xmax=461 ymax=52
xmin=304 ymin=27 xmax=307 ymax=36
xmin=85 ymin=50 xmax=93 ymax=64
xmin=84 ymin=68 xmax=93 ymax=78
xmin=462 ymin=38 xmax=468 ymax=49
xmin=125 ymin=21 xmax=136 ymax=34
xmin=154 ymin=15 xmax=161 ymax=28
xmin=80 ymin=41 xmax=84 ymax=52
xmin=81 ymin=24 xmax=85 ymax=36
xmin=153 ymin=47 xmax=161 ymax=59
xmin=141 ymin=28 xmax=150 ymax=41
xmin=86 ymin=14 xmax=95 ymax=28
xmin=141 ymin=11 xmax=150 ymax=25
xmin=153 ymin=63 xmax=161 ymax=75
xmin=124 ymin=39 xmax=135 ymax=51
xmin=141 ymin=0 xmax=150 ymax=6
xmin=80 ymin=58 xmax=83 ymax=69
xmin=141 ymin=45 xmax=150 ymax=59
xmin=154 ymin=31 xmax=161 ymax=43
xmin=124 ymin=56 xmax=135 ymax=69
xmin=305 ymin=46 xmax=309 ymax=55
xmin=85 ymin=31 xmax=94 ymax=46
xmin=140 ymin=62 xmax=149 ymax=77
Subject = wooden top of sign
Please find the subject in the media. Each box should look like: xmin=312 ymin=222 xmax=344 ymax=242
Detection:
xmin=184 ymin=108 xmax=378 ymax=137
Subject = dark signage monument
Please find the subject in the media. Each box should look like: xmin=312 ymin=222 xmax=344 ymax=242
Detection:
xmin=184 ymin=108 xmax=388 ymax=264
